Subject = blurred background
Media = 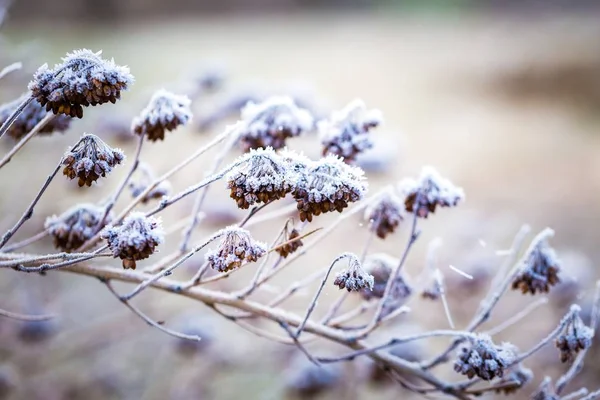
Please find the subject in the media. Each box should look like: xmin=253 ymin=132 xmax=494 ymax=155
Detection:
xmin=0 ymin=0 xmax=599 ymax=399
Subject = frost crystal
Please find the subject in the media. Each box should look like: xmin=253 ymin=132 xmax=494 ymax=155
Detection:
xmin=0 ymin=94 xmax=71 ymax=140
xmin=555 ymin=305 xmax=594 ymax=363
xmin=237 ymin=96 xmax=314 ymax=152
xmin=454 ymin=335 xmax=516 ymax=381
xmin=205 ymin=226 xmax=267 ymax=272
xmin=29 ymin=49 xmax=133 ymax=118
xmin=132 ymin=89 xmax=192 ymax=141
xmin=227 ymin=147 xmax=296 ymax=209
xmin=400 ymin=166 xmax=464 ymax=218
xmin=319 ymin=99 xmax=382 ymax=162
xmin=102 ymin=212 xmax=164 ymax=270
xmin=293 ymin=154 xmax=367 ymax=222
xmin=333 ymin=257 xmax=374 ymax=292
xmin=45 ymin=203 xmax=111 ymax=252
xmin=364 ymin=188 xmax=404 ymax=239
xmin=512 ymin=240 xmax=560 ymax=295
xmin=62 ymin=133 xmax=125 ymax=187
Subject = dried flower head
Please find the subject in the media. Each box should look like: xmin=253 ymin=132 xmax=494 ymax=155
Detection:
xmin=512 ymin=239 xmax=561 ymax=295
xmin=319 ymin=99 xmax=382 ymax=162
xmin=555 ymin=305 xmax=594 ymax=363
xmin=0 ymin=94 xmax=71 ymax=140
xmin=333 ymin=257 xmax=374 ymax=292
xmin=284 ymin=353 xmax=342 ymax=398
xmin=227 ymin=148 xmax=296 ymax=209
xmin=205 ymin=226 xmax=267 ymax=272
xmin=274 ymin=226 xmax=303 ymax=258
xmin=45 ymin=203 xmax=111 ymax=252
xmin=237 ymin=96 xmax=313 ymax=152
xmin=400 ymin=166 xmax=464 ymax=218
xmin=102 ymin=212 xmax=164 ymax=269
xmin=360 ymin=253 xmax=412 ymax=301
xmin=132 ymin=89 xmax=192 ymax=141
xmin=29 ymin=49 xmax=133 ymax=118
xmin=454 ymin=334 xmax=516 ymax=381
xmin=293 ymin=154 xmax=367 ymax=222
xmin=128 ymin=163 xmax=171 ymax=204
xmin=62 ymin=133 xmax=125 ymax=187
xmin=494 ymin=364 xmax=533 ymax=395
xmin=364 ymin=189 xmax=404 ymax=239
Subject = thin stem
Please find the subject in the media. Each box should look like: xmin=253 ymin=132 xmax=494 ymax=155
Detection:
xmin=580 ymin=390 xmax=600 ymax=400
xmin=0 ymin=250 xmax=109 ymax=268
xmin=0 ymin=113 xmax=55 ymax=168
xmin=1 ymin=230 xmax=49 ymax=253
xmin=0 ymin=159 xmax=63 ymax=249
xmin=484 ymin=297 xmax=548 ymax=336
xmin=0 ymin=62 xmax=22 ymax=80
xmin=278 ymin=319 xmax=320 ymax=366
xmin=0 ymin=95 xmax=33 ymax=139
xmin=563 ymin=388 xmax=591 ymax=400
xmin=0 ymin=307 xmax=55 ymax=321
xmin=11 ymin=245 xmax=109 ymax=273
xmin=295 ymin=253 xmax=355 ymax=338
xmin=103 ymin=279 xmax=201 ymax=342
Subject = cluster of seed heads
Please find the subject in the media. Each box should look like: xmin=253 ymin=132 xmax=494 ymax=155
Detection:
xmin=236 ymin=96 xmax=314 ymax=152
xmin=62 ymin=133 xmax=124 ymax=187
xmin=274 ymin=227 xmax=303 ymax=258
xmin=512 ymin=240 xmax=561 ymax=295
xmin=400 ymin=166 xmax=464 ymax=218
xmin=205 ymin=226 xmax=267 ymax=272
xmin=226 ymin=148 xmax=295 ymax=209
xmin=555 ymin=305 xmax=594 ymax=363
xmin=454 ymin=334 xmax=516 ymax=381
xmin=364 ymin=189 xmax=404 ymax=239
xmin=319 ymin=99 xmax=381 ymax=162
xmin=28 ymin=49 xmax=133 ymax=118
xmin=0 ymin=93 xmax=71 ymax=140
xmin=132 ymin=89 xmax=192 ymax=141
xmin=101 ymin=212 xmax=164 ymax=270
xmin=45 ymin=203 xmax=110 ymax=252
xmin=333 ymin=257 xmax=374 ymax=292
xmin=293 ymin=154 xmax=367 ymax=222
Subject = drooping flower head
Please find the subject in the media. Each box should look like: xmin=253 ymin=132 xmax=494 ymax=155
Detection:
xmin=132 ymin=89 xmax=192 ymax=141
xmin=45 ymin=203 xmax=111 ymax=252
xmin=29 ymin=49 xmax=133 ymax=118
xmin=364 ymin=188 xmax=404 ymax=239
xmin=454 ymin=335 xmax=516 ymax=381
xmin=102 ymin=212 xmax=164 ymax=270
xmin=293 ymin=154 xmax=367 ymax=222
xmin=236 ymin=96 xmax=314 ymax=152
xmin=319 ymin=99 xmax=382 ymax=162
xmin=333 ymin=256 xmax=374 ymax=292
xmin=62 ymin=133 xmax=125 ymax=187
xmin=275 ymin=226 xmax=303 ymax=259
xmin=0 ymin=94 xmax=71 ymax=140
xmin=400 ymin=166 xmax=464 ymax=218
xmin=512 ymin=239 xmax=561 ymax=295
xmin=360 ymin=253 xmax=412 ymax=302
xmin=555 ymin=305 xmax=594 ymax=363
xmin=205 ymin=226 xmax=267 ymax=272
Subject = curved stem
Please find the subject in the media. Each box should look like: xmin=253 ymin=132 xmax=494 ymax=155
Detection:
xmin=0 ymin=113 xmax=55 ymax=169
xmin=0 ymin=95 xmax=33 ymax=140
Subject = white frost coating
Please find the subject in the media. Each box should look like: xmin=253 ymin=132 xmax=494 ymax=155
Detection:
xmin=132 ymin=89 xmax=192 ymax=132
xmin=319 ymin=99 xmax=382 ymax=160
xmin=102 ymin=212 xmax=164 ymax=258
xmin=299 ymin=154 xmax=368 ymax=202
xmin=399 ymin=166 xmax=465 ymax=206
xmin=205 ymin=225 xmax=267 ymax=272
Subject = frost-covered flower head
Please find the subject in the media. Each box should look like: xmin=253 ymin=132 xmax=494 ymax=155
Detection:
xmin=293 ymin=154 xmax=367 ymax=222
xmin=227 ymin=147 xmax=298 ymax=209
xmin=333 ymin=256 xmax=374 ymax=292
xmin=400 ymin=166 xmax=464 ymax=218
xmin=364 ymin=188 xmax=404 ymax=239
xmin=0 ymin=93 xmax=71 ymax=140
xmin=205 ymin=226 xmax=267 ymax=272
xmin=29 ymin=49 xmax=133 ymax=118
xmin=360 ymin=253 xmax=412 ymax=302
xmin=45 ymin=203 xmax=111 ymax=252
xmin=512 ymin=239 xmax=561 ymax=295
xmin=275 ymin=226 xmax=303 ymax=259
xmin=62 ymin=133 xmax=125 ymax=187
xmin=319 ymin=99 xmax=382 ymax=162
xmin=132 ymin=89 xmax=192 ymax=141
xmin=454 ymin=334 xmax=517 ymax=381
xmin=237 ymin=96 xmax=314 ymax=152
xmin=101 ymin=212 xmax=164 ymax=270
xmin=555 ymin=305 xmax=594 ymax=363
xmin=128 ymin=163 xmax=171 ymax=204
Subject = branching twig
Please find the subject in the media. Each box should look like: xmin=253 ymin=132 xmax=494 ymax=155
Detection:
xmin=0 ymin=307 xmax=55 ymax=321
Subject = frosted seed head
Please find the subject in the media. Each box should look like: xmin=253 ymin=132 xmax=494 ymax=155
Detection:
xmin=453 ymin=334 xmax=516 ymax=381
xmin=205 ymin=226 xmax=266 ymax=272
xmin=555 ymin=306 xmax=594 ymax=363
xmin=132 ymin=89 xmax=192 ymax=141
xmin=333 ymin=256 xmax=374 ymax=292
xmin=512 ymin=240 xmax=561 ymax=295
xmin=28 ymin=49 xmax=133 ymax=118
xmin=45 ymin=203 xmax=111 ymax=252
xmin=364 ymin=188 xmax=404 ymax=239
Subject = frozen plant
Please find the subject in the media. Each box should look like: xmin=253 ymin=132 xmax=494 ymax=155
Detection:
xmin=132 ymin=89 xmax=192 ymax=141
xmin=45 ymin=203 xmax=111 ymax=252
xmin=205 ymin=226 xmax=267 ymax=272
xmin=512 ymin=238 xmax=561 ymax=295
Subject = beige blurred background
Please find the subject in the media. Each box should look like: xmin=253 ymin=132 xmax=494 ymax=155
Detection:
xmin=0 ymin=1 xmax=599 ymax=399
